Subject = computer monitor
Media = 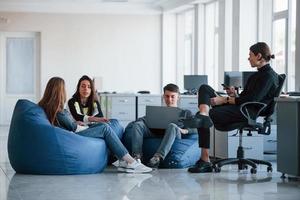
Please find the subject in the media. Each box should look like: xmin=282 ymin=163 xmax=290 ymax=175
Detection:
xmin=224 ymin=72 xmax=243 ymax=88
xmin=224 ymin=71 xmax=256 ymax=88
xmin=242 ymin=71 xmax=256 ymax=88
xmin=184 ymin=75 xmax=208 ymax=93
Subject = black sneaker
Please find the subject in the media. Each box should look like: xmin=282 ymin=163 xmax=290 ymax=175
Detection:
xmin=182 ymin=117 xmax=203 ymax=128
xmin=194 ymin=113 xmax=213 ymax=128
xmin=188 ymin=159 xmax=213 ymax=173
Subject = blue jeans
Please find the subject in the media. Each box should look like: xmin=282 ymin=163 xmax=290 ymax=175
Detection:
xmin=77 ymin=120 xmax=128 ymax=159
xmin=130 ymin=121 xmax=186 ymax=159
xmin=57 ymin=111 xmax=127 ymax=159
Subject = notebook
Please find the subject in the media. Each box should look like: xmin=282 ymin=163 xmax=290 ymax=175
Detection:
xmin=145 ymin=106 xmax=182 ymax=129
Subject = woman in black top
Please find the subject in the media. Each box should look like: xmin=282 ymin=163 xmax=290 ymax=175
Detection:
xmin=68 ymin=75 xmax=108 ymax=124
xmin=188 ymin=42 xmax=279 ymax=173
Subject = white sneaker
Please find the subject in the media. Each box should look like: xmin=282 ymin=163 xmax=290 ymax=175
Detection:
xmin=113 ymin=159 xmax=142 ymax=168
xmin=118 ymin=160 xmax=152 ymax=173
xmin=112 ymin=160 xmax=127 ymax=168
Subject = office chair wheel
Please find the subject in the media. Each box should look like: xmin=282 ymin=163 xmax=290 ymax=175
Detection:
xmin=214 ymin=166 xmax=221 ymax=173
xmin=250 ymin=168 xmax=257 ymax=174
xmin=238 ymin=164 xmax=247 ymax=170
xmin=267 ymin=166 xmax=273 ymax=172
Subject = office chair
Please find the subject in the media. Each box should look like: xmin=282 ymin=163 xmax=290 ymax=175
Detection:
xmin=212 ymin=74 xmax=286 ymax=174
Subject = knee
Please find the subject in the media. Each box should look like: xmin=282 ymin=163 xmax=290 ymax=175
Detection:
xmin=109 ymin=119 xmax=123 ymax=131
xmin=132 ymin=121 xmax=145 ymax=129
xmin=101 ymin=123 xmax=113 ymax=134
xmin=131 ymin=121 xmax=146 ymax=135
xmin=109 ymin=119 xmax=119 ymax=126
xmin=167 ymin=123 xmax=178 ymax=130
xmin=166 ymin=123 xmax=181 ymax=136
xmin=198 ymin=84 xmax=210 ymax=95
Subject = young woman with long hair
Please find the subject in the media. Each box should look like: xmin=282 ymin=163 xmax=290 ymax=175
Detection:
xmin=68 ymin=75 xmax=108 ymax=124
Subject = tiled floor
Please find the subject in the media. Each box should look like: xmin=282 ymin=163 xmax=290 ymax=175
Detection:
xmin=0 ymin=126 xmax=300 ymax=200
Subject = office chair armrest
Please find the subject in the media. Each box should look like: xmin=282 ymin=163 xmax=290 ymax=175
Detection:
xmin=240 ymin=102 xmax=267 ymax=126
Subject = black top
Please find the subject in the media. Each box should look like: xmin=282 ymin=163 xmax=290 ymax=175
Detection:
xmin=235 ymin=64 xmax=279 ymax=106
xmin=68 ymin=97 xmax=104 ymax=122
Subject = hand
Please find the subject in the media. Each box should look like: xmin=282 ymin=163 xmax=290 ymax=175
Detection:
xmin=225 ymin=86 xmax=236 ymax=97
xmin=210 ymin=96 xmax=226 ymax=106
xmin=179 ymin=128 xmax=188 ymax=134
xmin=76 ymin=121 xmax=86 ymax=126
xmin=89 ymin=116 xmax=109 ymax=123
xmin=97 ymin=117 xmax=110 ymax=123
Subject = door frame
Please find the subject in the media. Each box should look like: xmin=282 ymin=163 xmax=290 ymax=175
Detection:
xmin=0 ymin=31 xmax=40 ymax=125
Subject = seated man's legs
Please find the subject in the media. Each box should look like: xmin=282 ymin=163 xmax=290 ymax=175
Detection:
xmin=148 ymin=123 xmax=181 ymax=168
xmin=130 ymin=120 xmax=154 ymax=160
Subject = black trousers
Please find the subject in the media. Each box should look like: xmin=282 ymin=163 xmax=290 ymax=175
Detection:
xmin=197 ymin=85 xmax=246 ymax=149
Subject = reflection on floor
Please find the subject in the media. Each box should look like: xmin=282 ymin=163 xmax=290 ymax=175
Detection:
xmin=1 ymin=126 xmax=300 ymax=200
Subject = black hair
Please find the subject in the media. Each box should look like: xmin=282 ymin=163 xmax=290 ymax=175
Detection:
xmin=163 ymin=83 xmax=180 ymax=93
xmin=250 ymin=42 xmax=275 ymax=61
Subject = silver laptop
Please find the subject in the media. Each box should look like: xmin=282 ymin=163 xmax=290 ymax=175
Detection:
xmin=145 ymin=106 xmax=182 ymax=129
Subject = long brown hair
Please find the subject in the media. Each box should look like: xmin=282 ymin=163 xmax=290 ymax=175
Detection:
xmin=72 ymin=75 xmax=97 ymax=115
xmin=38 ymin=77 xmax=66 ymax=125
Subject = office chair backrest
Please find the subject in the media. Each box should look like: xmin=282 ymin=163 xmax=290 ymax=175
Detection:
xmin=260 ymin=74 xmax=286 ymax=118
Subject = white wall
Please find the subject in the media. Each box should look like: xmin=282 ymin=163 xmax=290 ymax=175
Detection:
xmin=0 ymin=12 xmax=161 ymax=99
xmin=162 ymin=13 xmax=176 ymax=88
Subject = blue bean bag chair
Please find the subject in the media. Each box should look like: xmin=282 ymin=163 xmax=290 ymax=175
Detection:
xmin=8 ymin=99 xmax=123 ymax=175
xmin=123 ymin=122 xmax=200 ymax=168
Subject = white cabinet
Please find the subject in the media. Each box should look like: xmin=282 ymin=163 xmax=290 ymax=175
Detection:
xmin=136 ymin=95 xmax=162 ymax=118
xmin=214 ymin=129 xmax=264 ymax=160
xmin=179 ymin=95 xmax=198 ymax=114
xmin=105 ymin=94 xmax=136 ymax=128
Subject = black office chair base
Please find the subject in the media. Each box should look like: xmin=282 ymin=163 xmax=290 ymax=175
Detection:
xmin=213 ymin=158 xmax=272 ymax=174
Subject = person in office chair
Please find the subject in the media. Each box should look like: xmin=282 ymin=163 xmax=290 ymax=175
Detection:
xmin=188 ymin=42 xmax=279 ymax=173
xmin=122 ymin=83 xmax=197 ymax=168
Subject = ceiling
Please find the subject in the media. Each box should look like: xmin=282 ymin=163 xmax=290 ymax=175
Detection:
xmin=0 ymin=0 xmax=164 ymax=14
xmin=0 ymin=0 xmax=210 ymax=14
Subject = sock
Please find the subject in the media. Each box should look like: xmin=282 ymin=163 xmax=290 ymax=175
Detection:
xmin=122 ymin=153 xmax=135 ymax=164
xmin=200 ymin=112 xmax=208 ymax=116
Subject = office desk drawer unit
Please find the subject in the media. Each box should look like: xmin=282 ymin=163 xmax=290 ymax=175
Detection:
xmin=137 ymin=95 xmax=162 ymax=118
xmin=276 ymin=97 xmax=300 ymax=176
xmin=106 ymin=94 xmax=136 ymax=128
xmin=214 ymin=129 xmax=264 ymax=160
xmin=179 ymin=95 xmax=198 ymax=115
